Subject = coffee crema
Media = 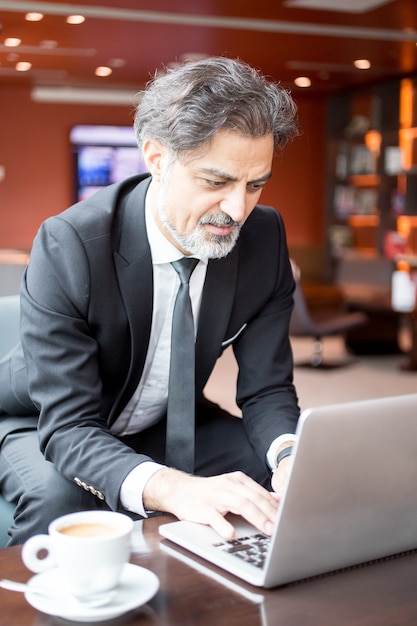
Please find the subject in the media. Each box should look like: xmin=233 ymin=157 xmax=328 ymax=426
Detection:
xmin=59 ymin=522 xmax=119 ymax=538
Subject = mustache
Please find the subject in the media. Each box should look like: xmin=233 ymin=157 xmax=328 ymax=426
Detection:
xmin=199 ymin=213 xmax=242 ymax=228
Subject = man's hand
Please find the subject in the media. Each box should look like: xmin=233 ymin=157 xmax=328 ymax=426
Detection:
xmin=143 ymin=468 xmax=279 ymax=539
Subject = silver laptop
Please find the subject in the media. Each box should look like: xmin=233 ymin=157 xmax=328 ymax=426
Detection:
xmin=159 ymin=393 xmax=417 ymax=588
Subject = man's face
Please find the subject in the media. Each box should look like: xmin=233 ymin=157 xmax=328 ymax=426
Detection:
xmin=146 ymin=130 xmax=274 ymax=258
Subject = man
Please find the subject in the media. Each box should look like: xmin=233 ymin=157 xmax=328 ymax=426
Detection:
xmin=0 ymin=56 xmax=301 ymax=545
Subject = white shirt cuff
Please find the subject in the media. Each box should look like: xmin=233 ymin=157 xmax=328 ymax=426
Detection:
xmin=119 ymin=461 xmax=166 ymax=517
xmin=266 ymin=434 xmax=297 ymax=470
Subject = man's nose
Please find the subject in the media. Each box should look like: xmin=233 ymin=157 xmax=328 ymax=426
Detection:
xmin=220 ymin=188 xmax=247 ymax=222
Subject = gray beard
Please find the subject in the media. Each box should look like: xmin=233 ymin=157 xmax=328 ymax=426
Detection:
xmin=156 ymin=205 xmax=242 ymax=259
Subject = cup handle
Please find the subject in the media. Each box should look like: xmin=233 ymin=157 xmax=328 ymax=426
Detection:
xmin=21 ymin=534 xmax=56 ymax=573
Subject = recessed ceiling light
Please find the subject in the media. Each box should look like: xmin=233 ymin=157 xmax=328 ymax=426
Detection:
xmin=95 ymin=66 xmax=112 ymax=77
xmin=294 ymin=76 xmax=311 ymax=87
xmin=354 ymin=59 xmax=371 ymax=69
xmin=66 ymin=15 xmax=85 ymax=25
xmin=16 ymin=61 xmax=32 ymax=72
xmin=25 ymin=12 xmax=44 ymax=22
xmin=4 ymin=38 xmax=21 ymax=47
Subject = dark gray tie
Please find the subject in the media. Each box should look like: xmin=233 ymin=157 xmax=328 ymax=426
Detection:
xmin=166 ymin=258 xmax=199 ymax=472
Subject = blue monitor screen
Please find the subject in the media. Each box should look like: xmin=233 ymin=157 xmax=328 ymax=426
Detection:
xmin=70 ymin=125 xmax=148 ymax=201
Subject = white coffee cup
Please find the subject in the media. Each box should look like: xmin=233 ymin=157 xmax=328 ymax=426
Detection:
xmin=21 ymin=510 xmax=133 ymax=600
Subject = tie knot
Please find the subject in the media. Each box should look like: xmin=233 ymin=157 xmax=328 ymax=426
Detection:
xmin=171 ymin=258 xmax=199 ymax=284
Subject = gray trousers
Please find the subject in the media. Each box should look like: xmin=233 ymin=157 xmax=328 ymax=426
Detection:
xmin=0 ymin=400 xmax=271 ymax=545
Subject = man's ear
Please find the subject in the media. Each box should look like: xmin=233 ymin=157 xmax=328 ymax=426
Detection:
xmin=142 ymin=139 xmax=167 ymax=181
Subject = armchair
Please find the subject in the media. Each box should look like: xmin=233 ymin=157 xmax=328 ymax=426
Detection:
xmin=289 ymin=277 xmax=367 ymax=368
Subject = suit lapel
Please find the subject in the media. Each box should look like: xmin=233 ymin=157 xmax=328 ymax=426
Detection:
xmin=195 ymin=247 xmax=239 ymax=392
xmin=110 ymin=178 xmax=153 ymax=420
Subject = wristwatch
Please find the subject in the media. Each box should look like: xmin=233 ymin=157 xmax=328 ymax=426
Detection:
xmin=274 ymin=445 xmax=294 ymax=469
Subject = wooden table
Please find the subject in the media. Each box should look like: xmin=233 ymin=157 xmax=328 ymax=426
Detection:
xmin=2 ymin=515 xmax=417 ymax=625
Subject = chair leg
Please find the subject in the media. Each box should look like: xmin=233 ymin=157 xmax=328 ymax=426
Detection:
xmin=294 ymin=337 xmax=357 ymax=369
xmin=310 ymin=339 xmax=323 ymax=367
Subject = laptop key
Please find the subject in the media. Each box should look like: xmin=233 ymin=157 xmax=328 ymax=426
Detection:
xmin=216 ymin=533 xmax=271 ymax=569
xmin=226 ymin=543 xmax=254 ymax=553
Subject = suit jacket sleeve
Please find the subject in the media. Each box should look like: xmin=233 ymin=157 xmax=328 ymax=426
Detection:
xmin=19 ymin=181 xmax=152 ymax=511
xmin=226 ymin=206 xmax=300 ymax=462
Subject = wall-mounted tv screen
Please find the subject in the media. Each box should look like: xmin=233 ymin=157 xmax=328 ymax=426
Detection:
xmin=70 ymin=125 xmax=148 ymax=202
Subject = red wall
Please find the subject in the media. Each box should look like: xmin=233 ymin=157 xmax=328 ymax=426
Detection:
xmin=0 ymin=84 xmax=326 ymax=252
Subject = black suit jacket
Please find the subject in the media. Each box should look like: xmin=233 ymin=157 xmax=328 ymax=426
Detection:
xmin=0 ymin=175 xmax=299 ymax=509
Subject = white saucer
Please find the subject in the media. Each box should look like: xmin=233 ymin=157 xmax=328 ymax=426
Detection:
xmin=25 ymin=563 xmax=159 ymax=622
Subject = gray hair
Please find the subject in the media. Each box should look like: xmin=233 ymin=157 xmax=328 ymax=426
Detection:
xmin=133 ymin=56 xmax=300 ymax=159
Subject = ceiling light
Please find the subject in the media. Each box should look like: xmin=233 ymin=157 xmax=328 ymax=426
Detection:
xmin=354 ymin=59 xmax=371 ymax=69
xmin=95 ymin=66 xmax=112 ymax=77
xmin=25 ymin=12 xmax=43 ymax=22
xmin=16 ymin=61 xmax=31 ymax=72
xmin=66 ymin=15 xmax=85 ymax=25
xmin=4 ymin=38 xmax=21 ymax=47
xmin=294 ymin=76 xmax=311 ymax=87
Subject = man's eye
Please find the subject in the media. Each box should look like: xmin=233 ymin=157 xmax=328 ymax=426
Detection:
xmin=248 ymin=183 xmax=265 ymax=192
xmin=206 ymin=179 xmax=224 ymax=187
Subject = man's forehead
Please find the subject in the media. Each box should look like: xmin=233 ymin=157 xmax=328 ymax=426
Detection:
xmin=178 ymin=129 xmax=274 ymax=164
xmin=184 ymin=132 xmax=274 ymax=177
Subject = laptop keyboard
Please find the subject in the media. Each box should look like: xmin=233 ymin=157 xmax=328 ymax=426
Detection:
xmin=213 ymin=532 xmax=271 ymax=569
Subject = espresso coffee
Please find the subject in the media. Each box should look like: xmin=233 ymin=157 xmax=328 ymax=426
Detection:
xmin=59 ymin=522 xmax=119 ymax=538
